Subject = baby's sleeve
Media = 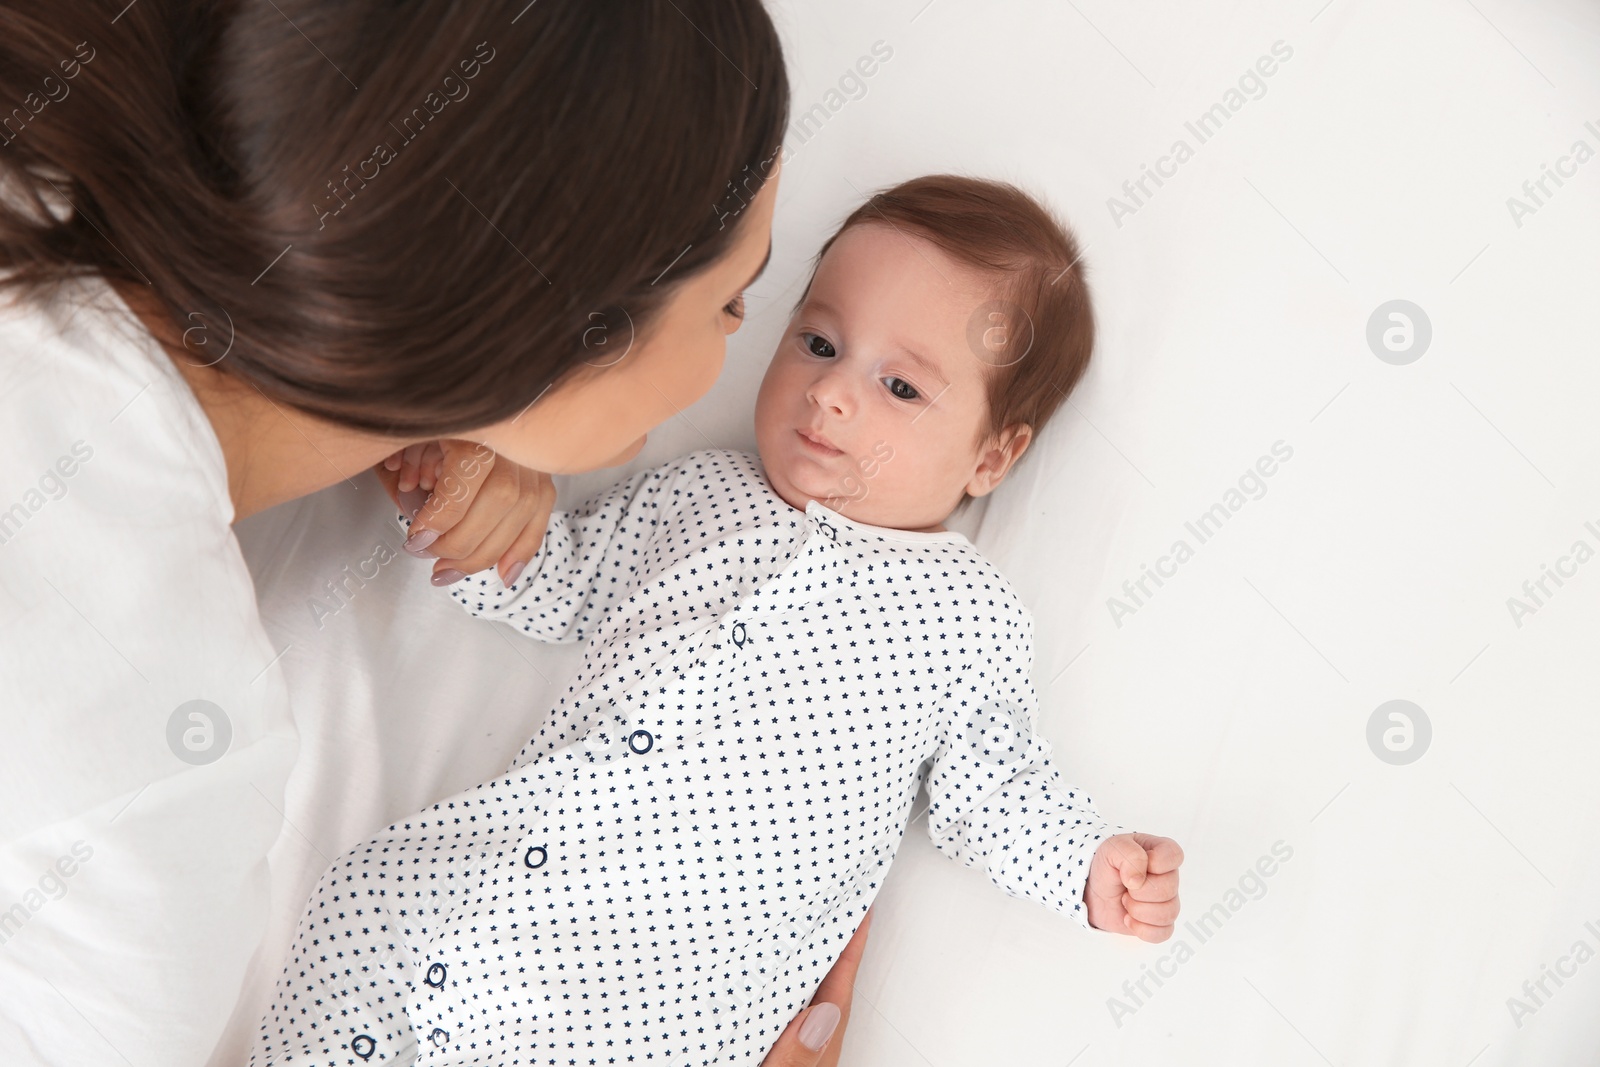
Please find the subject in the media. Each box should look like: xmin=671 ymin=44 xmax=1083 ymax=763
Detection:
xmin=922 ymin=605 xmax=1133 ymax=933
xmin=397 ymin=462 xmax=671 ymax=644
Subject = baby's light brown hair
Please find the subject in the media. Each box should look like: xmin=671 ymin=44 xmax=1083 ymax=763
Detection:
xmin=791 ymin=173 xmax=1095 ymax=505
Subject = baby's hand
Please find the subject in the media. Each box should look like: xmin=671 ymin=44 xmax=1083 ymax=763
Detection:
xmin=385 ymin=440 xmax=446 ymax=496
xmin=373 ymin=439 xmax=556 ymax=587
xmin=1085 ymin=833 xmax=1184 ymax=942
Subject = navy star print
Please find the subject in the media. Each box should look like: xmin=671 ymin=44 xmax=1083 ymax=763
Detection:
xmin=255 ymin=449 xmax=1126 ymax=1066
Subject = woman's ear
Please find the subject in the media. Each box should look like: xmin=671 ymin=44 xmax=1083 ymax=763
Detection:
xmin=964 ymin=423 xmax=1033 ymax=498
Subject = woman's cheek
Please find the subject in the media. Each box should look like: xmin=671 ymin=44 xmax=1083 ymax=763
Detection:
xmin=675 ymin=328 xmax=726 ymax=406
xmin=606 ymin=433 xmax=647 ymax=467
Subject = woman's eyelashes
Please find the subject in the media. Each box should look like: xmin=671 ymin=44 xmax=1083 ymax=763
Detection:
xmin=723 ymin=292 xmax=746 ymax=320
xmin=798 ymin=332 xmax=921 ymax=401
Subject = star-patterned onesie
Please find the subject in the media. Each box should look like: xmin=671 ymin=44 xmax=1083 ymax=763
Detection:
xmin=255 ymin=448 xmax=1129 ymax=1067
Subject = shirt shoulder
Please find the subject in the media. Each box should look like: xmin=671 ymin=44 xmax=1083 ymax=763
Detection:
xmin=948 ymin=540 xmax=1033 ymax=647
xmin=567 ymin=448 xmax=758 ymax=518
xmin=664 ymin=447 xmax=765 ymax=489
xmin=0 ymin=274 xmax=233 ymax=532
xmin=651 ymin=448 xmax=788 ymax=527
xmin=0 ymin=273 xmax=292 ymax=836
xmin=845 ymin=533 xmax=1032 ymax=668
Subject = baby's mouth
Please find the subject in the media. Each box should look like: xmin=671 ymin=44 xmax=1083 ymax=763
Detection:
xmin=796 ymin=428 xmax=843 ymax=457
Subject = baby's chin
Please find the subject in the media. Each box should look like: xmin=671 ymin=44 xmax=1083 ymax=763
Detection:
xmin=754 ymin=445 xmax=849 ymax=515
xmin=754 ymin=453 xmax=922 ymax=528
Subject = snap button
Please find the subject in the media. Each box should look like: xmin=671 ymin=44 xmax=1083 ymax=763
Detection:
xmin=351 ymin=1034 xmax=377 ymax=1060
xmin=424 ymin=962 xmax=446 ymax=988
xmin=731 ymin=622 xmax=747 ymax=648
xmin=818 ymin=519 xmax=837 ymax=541
xmin=430 ymin=1027 xmax=450 ymax=1047
xmin=628 ymin=729 xmax=654 ymax=754
xmin=524 ymin=845 xmax=548 ymax=869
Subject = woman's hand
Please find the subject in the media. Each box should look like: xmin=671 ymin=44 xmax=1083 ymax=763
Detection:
xmin=373 ymin=439 xmax=556 ymax=586
xmin=760 ymin=907 xmax=873 ymax=1067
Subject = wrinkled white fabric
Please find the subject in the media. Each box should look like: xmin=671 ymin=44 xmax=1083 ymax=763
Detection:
xmin=0 ymin=276 xmax=295 ymax=1066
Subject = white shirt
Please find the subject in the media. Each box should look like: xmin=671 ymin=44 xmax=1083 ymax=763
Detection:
xmin=256 ymin=448 xmax=1126 ymax=1066
xmin=0 ymin=276 xmax=296 ymax=1064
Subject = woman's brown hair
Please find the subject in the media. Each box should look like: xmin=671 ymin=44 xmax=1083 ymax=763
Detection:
xmin=792 ymin=174 xmax=1095 ymax=470
xmin=0 ymin=0 xmax=789 ymax=436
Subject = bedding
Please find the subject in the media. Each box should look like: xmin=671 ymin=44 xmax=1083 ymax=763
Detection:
xmin=212 ymin=2 xmax=1600 ymax=1064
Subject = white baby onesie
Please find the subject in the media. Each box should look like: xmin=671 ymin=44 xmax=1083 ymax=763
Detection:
xmin=255 ymin=448 xmax=1129 ymax=1067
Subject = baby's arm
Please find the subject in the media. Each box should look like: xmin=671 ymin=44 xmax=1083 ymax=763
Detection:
xmin=397 ymin=462 xmax=671 ymax=643
xmin=922 ymin=607 xmax=1132 ymax=933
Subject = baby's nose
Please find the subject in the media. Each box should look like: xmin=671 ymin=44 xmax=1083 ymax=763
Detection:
xmin=806 ymin=380 xmax=850 ymax=414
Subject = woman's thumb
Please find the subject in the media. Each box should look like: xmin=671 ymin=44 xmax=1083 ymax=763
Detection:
xmin=763 ymin=1000 xmax=843 ymax=1066
xmin=797 ymin=1002 xmax=841 ymax=1053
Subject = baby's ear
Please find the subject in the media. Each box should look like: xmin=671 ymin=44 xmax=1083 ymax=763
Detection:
xmin=965 ymin=423 xmax=1033 ymax=498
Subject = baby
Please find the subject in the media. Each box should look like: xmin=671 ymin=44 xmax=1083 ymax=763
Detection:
xmin=256 ymin=175 xmax=1182 ymax=1067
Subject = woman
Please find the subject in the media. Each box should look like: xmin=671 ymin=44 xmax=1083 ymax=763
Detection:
xmin=0 ymin=1 xmax=866 ymax=1064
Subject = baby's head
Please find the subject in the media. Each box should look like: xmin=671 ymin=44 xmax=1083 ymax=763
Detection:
xmin=754 ymin=174 xmax=1094 ymax=532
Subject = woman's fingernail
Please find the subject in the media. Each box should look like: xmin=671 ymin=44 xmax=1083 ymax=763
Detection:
xmin=404 ymin=528 xmax=440 ymax=556
xmin=431 ymin=568 xmax=466 ymax=587
xmin=398 ymin=487 xmax=428 ymax=522
xmin=503 ymin=560 xmax=527 ymax=586
xmin=798 ymin=1002 xmax=841 ymax=1052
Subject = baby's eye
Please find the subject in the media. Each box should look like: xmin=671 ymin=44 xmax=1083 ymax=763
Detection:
xmin=801 ymin=332 xmax=836 ymax=358
xmin=885 ymin=377 xmax=919 ymax=401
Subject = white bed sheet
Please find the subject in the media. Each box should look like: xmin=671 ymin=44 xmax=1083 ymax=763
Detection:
xmin=218 ymin=2 xmax=1600 ymax=1064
